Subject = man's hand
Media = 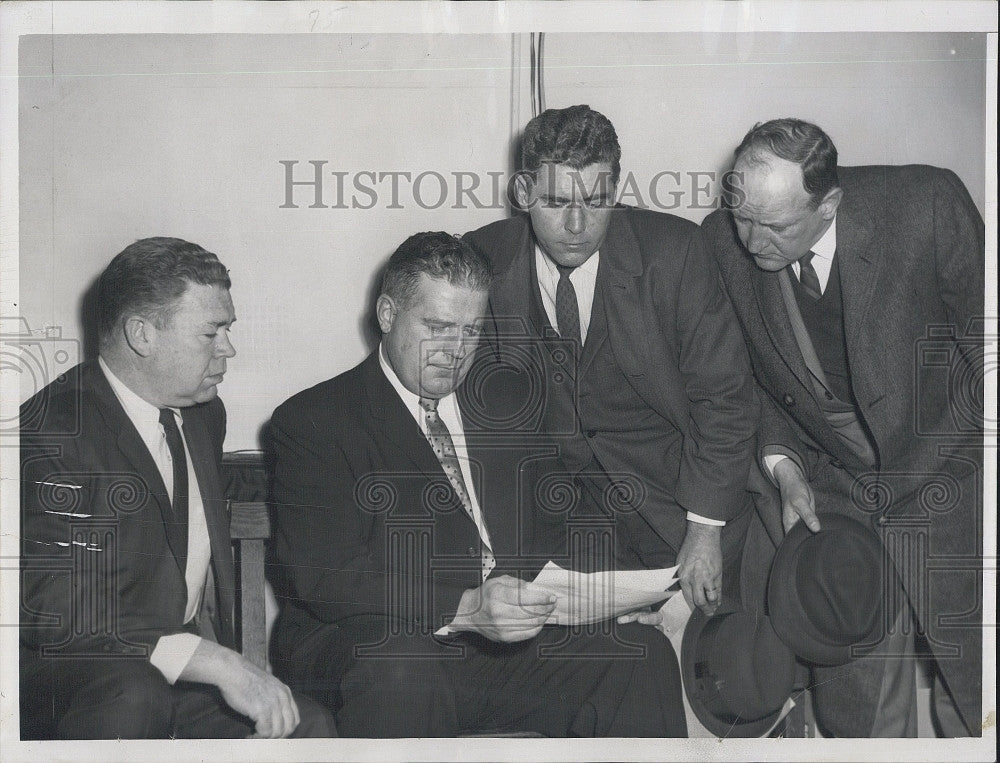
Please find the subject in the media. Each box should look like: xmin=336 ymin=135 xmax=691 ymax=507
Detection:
xmin=676 ymin=522 xmax=722 ymax=616
xmin=772 ymin=458 xmax=821 ymax=534
xmin=617 ymin=606 xmax=663 ymax=627
xmin=180 ymin=639 xmax=301 ymax=738
xmin=448 ymin=575 xmax=556 ymax=643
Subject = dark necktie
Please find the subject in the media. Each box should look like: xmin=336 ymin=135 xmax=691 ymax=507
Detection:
xmin=797 ymin=251 xmax=823 ymax=300
xmin=159 ymin=408 xmax=189 ymax=559
xmin=555 ymin=263 xmax=582 ymax=346
xmin=419 ymin=396 xmax=495 ymax=579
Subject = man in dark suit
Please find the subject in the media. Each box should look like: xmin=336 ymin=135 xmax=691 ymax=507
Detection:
xmin=702 ymin=118 xmax=984 ymax=737
xmin=20 ymin=237 xmax=333 ymax=739
xmin=270 ymin=231 xmax=687 ymax=737
xmin=463 ymin=105 xmax=759 ymax=615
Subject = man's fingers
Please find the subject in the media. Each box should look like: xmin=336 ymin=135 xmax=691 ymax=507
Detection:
xmin=782 ymin=501 xmax=800 ymax=533
xmin=512 ymin=585 xmax=558 ymax=607
xmin=278 ymin=689 xmax=297 ymax=738
xmin=799 ymin=500 xmax=822 ymax=532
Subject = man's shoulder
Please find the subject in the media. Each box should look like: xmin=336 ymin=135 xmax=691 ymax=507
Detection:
xmin=272 ymin=354 xmax=372 ymax=425
xmin=19 ymin=361 xmax=95 ymax=440
xmin=617 ymin=205 xmax=700 ymax=239
xmin=839 ymin=164 xmax=964 ymax=197
xmin=462 ymin=215 xmax=528 ymax=263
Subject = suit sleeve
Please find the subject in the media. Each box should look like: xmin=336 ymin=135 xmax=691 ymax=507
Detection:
xmin=270 ymin=402 xmax=472 ymax=629
xmin=669 ymin=227 xmax=759 ymax=522
xmin=933 ymin=168 xmax=985 ymax=354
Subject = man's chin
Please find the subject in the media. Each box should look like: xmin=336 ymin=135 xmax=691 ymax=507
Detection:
xmin=751 ymin=255 xmax=788 ymax=272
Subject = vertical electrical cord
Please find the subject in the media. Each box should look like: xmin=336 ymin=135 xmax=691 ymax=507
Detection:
xmin=530 ymin=32 xmax=546 ymax=117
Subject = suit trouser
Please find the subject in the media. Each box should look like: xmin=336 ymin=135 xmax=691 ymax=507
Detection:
xmin=20 ymin=649 xmax=335 ymax=739
xmin=280 ymin=614 xmax=687 ymax=737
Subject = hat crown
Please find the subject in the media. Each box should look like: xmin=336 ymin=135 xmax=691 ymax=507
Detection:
xmin=796 ymin=534 xmax=882 ymax=641
xmin=689 ymin=611 xmax=794 ymax=725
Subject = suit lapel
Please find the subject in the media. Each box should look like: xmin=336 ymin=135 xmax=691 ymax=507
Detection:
xmin=359 ymin=354 xmax=440 ymax=478
xmin=486 ymin=216 xmax=541 ymax=341
xmin=834 ymin=193 xmax=882 ymax=360
xmin=598 ymin=209 xmax=646 ymax=378
xmin=751 ymin=266 xmax=814 ymax=392
xmin=578 ymin=264 xmax=608 ymax=379
xmin=85 ymin=363 xmax=186 ymax=573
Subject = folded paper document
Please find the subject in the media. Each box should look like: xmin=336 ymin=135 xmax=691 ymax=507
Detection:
xmin=434 ymin=562 xmax=680 ymax=636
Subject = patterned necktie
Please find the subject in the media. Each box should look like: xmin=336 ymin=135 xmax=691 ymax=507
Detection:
xmin=419 ymin=396 xmax=495 ymax=580
xmin=555 ymin=263 xmax=582 ymax=345
xmin=159 ymin=408 xmax=189 ymax=559
xmin=797 ymin=251 xmax=823 ymax=300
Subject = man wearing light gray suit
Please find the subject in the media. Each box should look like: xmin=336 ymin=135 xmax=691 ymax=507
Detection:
xmin=702 ymin=118 xmax=984 ymax=737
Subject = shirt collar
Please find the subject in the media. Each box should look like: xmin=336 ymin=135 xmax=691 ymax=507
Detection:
xmin=98 ymin=355 xmax=177 ymax=430
xmin=811 ymin=216 xmax=837 ymax=261
xmin=535 ymin=246 xmax=600 ymax=280
xmin=377 ymin=343 xmax=458 ymax=420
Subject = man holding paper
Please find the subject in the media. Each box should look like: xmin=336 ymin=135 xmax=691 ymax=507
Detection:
xmin=270 ymin=232 xmax=686 ymax=737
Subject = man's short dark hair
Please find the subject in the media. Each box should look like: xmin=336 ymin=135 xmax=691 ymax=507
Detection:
xmin=97 ymin=237 xmax=231 ymax=344
xmin=734 ymin=118 xmax=839 ymax=208
xmin=381 ymin=232 xmax=492 ymax=308
xmin=521 ymin=105 xmax=622 ymax=185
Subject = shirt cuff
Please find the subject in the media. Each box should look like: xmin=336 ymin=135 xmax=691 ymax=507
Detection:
xmin=686 ymin=512 xmax=725 ymax=527
xmin=762 ymin=454 xmax=791 ymax=481
xmin=150 ymin=633 xmax=203 ymax=684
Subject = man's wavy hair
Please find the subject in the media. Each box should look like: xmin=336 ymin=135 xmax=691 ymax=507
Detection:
xmin=734 ymin=118 xmax=839 ymax=209
xmin=521 ymin=105 xmax=622 ymax=185
xmin=97 ymin=237 xmax=230 ymax=346
xmin=380 ymin=231 xmax=492 ymax=309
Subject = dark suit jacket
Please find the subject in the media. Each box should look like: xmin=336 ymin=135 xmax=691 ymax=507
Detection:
xmin=464 ymin=207 xmax=759 ymax=554
xmin=20 ymin=361 xmax=236 ymax=659
xmin=270 ymin=352 xmax=569 ymax=650
xmin=703 ymin=164 xmax=985 ymax=731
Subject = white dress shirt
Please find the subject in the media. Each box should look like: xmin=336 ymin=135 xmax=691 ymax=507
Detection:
xmin=763 ymin=216 xmax=839 ymax=480
xmin=534 ymin=246 xmax=600 ymax=344
xmin=791 ymin=216 xmax=837 ymax=294
xmin=533 ymin=247 xmax=723 ymax=527
xmin=99 ymin=357 xmax=212 ymax=683
xmin=378 ymin=345 xmax=494 ymax=573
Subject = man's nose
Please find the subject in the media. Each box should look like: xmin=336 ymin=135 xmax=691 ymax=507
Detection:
xmin=217 ymin=333 xmax=236 ymax=358
xmin=745 ymin=225 xmax=768 ymax=254
xmin=564 ymin=204 xmax=586 ymax=236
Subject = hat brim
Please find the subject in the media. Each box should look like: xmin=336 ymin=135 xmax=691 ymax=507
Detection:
xmin=681 ymin=599 xmax=786 ymax=738
xmin=767 ymin=512 xmax=895 ymax=666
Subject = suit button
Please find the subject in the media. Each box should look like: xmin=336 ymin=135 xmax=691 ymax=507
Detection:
xmin=468 ymin=547 xmax=477 ymax=557
xmin=830 ymin=458 xmax=844 ymax=469
xmin=585 ymin=429 xmax=597 ymax=438
xmin=783 ymin=394 xmax=795 ymax=407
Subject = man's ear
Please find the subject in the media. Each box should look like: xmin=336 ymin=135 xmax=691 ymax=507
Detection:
xmin=513 ymin=172 xmax=534 ymax=210
xmin=818 ymin=186 xmax=843 ymax=220
xmin=123 ymin=315 xmax=154 ymax=358
xmin=375 ymin=294 xmax=396 ymax=334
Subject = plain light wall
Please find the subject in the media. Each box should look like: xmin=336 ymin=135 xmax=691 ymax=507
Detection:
xmin=18 ymin=32 xmax=988 ymax=449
